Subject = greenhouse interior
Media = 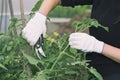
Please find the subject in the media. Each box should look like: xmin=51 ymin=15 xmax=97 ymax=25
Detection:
xmin=0 ymin=0 xmax=120 ymax=80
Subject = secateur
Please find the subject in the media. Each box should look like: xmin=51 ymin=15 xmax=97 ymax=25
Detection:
xmin=34 ymin=34 xmax=46 ymax=59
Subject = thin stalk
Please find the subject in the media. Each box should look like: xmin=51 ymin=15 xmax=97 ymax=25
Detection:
xmin=60 ymin=40 xmax=67 ymax=50
xmin=19 ymin=0 xmax=31 ymax=78
xmin=8 ymin=0 xmax=14 ymax=17
xmin=5 ymin=0 xmax=8 ymax=33
xmin=19 ymin=0 xmax=26 ymax=27
xmin=26 ymin=45 xmax=32 ymax=78
xmin=64 ymin=52 xmax=75 ymax=59
xmin=81 ymin=27 xmax=88 ymax=32
xmin=75 ymin=28 xmax=77 ymax=32
xmin=8 ymin=0 xmax=18 ymax=35
xmin=36 ymin=65 xmax=41 ymax=71
xmin=50 ymin=52 xmax=63 ymax=71
xmin=26 ymin=65 xmax=32 ymax=79
xmin=79 ymin=26 xmax=85 ymax=32
xmin=0 ymin=0 xmax=4 ymax=31
xmin=50 ymin=44 xmax=69 ymax=70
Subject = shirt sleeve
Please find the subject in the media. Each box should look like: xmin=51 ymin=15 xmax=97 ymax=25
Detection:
xmin=61 ymin=0 xmax=93 ymax=7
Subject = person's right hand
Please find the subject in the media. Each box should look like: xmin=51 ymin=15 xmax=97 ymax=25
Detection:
xmin=22 ymin=12 xmax=47 ymax=46
xmin=69 ymin=33 xmax=104 ymax=53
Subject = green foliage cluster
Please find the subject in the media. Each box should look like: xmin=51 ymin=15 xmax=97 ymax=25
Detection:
xmin=31 ymin=0 xmax=92 ymax=18
xmin=48 ymin=6 xmax=91 ymax=18
xmin=0 ymin=16 xmax=107 ymax=80
xmin=0 ymin=0 xmax=108 ymax=80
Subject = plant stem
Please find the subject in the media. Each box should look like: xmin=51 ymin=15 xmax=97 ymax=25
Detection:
xmin=8 ymin=0 xmax=14 ymax=17
xmin=50 ymin=51 xmax=63 ymax=71
xmin=19 ymin=0 xmax=26 ymax=27
xmin=36 ymin=65 xmax=41 ymax=71
xmin=64 ymin=52 xmax=75 ymax=59
xmin=50 ymin=44 xmax=69 ymax=70
xmin=26 ymin=65 xmax=32 ymax=79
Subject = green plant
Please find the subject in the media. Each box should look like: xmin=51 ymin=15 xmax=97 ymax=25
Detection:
xmin=31 ymin=0 xmax=92 ymax=18
xmin=0 ymin=16 xmax=108 ymax=80
xmin=72 ymin=17 xmax=108 ymax=32
xmin=0 ymin=0 xmax=109 ymax=79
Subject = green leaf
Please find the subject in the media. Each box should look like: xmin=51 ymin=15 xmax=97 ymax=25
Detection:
xmin=8 ymin=18 xmax=19 ymax=36
xmin=23 ymin=53 xmax=39 ymax=65
xmin=0 ymin=63 xmax=8 ymax=70
xmin=81 ymin=74 xmax=89 ymax=80
xmin=89 ymin=67 xmax=103 ymax=80
xmin=69 ymin=48 xmax=77 ymax=54
xmin=36 ymin=74 xmax=48 ymax=80
xmin=72 ymin=21 xmax=82 ymax=28
xmin=7 ymin=46 xmax=12 ymax=51
xmin=101 ymin=26 xmax=109 ymax=32
xmin=32 ymin=74 xmax=48 ymax=80
xmin=31 ymin=0 xmax=43 ymax=12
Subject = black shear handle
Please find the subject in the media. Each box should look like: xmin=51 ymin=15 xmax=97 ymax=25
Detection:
xmin=34 ymin=34 xmax=44 ymax=48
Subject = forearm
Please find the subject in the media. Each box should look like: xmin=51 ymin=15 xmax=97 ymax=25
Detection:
xmin=39 ymin=0 xmax=61 ymax=16
xmin=102 ymin=44 xmax=120 ymax=63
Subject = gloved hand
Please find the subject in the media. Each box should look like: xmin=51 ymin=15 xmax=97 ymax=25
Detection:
xmin=69 ymin=32 xmax=104 ymax=53
xmin=22 ymin=12 xmax=46 ymax=46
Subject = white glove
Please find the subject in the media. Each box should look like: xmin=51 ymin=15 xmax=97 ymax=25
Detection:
xmin=22 ymin=12 xmax=46 ymax=46
xmin=69 ymin=33 xmax=104 ymax=53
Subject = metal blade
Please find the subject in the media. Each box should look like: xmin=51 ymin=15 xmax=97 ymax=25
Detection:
xmin=35 ymin=48 xmax=41 ymax=59
xmin=38 ymin=47 xmax=46 ymax=57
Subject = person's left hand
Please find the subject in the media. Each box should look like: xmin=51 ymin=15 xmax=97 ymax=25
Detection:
xmin=69 ymin=32 xmax=104 ymax=53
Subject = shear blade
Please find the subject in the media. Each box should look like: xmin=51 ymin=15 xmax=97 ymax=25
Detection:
xmin=38 ymin=47 xmax=46 ymax=57
xmin=35 ymin=48 xmax=41 ymax=59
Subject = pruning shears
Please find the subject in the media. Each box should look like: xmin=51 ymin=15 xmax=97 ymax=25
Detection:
xmin=34 ymin=34 xmax=46 ymax=59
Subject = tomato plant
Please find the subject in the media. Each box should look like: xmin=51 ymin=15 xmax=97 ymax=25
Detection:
xmin=0 ymin=16 xmax=108 ymax=80
xmin=0 ymin=1 xmax=109 ymax=80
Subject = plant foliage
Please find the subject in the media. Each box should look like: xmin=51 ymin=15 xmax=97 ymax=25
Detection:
xmin=0 ymin=16 xmax=108 ymax=80
xmin=0 ymin=0 xmax=109 ymax=80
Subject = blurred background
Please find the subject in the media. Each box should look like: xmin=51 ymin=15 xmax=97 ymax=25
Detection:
xmin=0 ymin=0 xmax=37 ymax=33
xmin=0 ymin=0 xmax=91 ymax=34
xmin=0 ymin=1 xmax=103 ymax=80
